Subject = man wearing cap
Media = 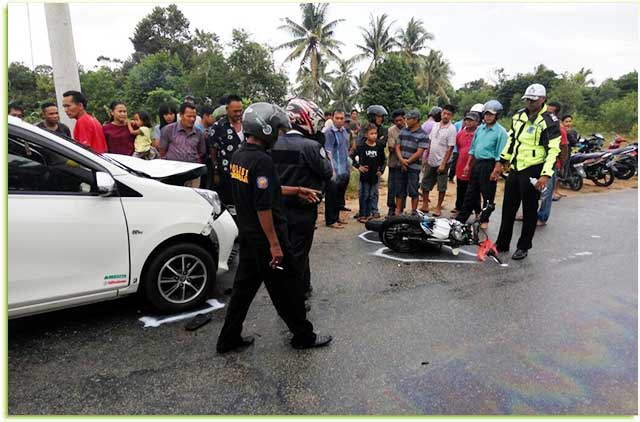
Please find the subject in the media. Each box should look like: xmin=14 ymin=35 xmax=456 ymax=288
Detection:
xmin=493 ymin=84 xmax=561 ymax=260
xmin=456 ymin=102 xmax=508 ymax=228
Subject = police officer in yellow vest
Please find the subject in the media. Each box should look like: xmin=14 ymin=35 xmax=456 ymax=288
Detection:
xmin=491 ymin=84 xmax=561 ymax=260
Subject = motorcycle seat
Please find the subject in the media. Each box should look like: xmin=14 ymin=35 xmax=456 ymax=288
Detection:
xmin=571 ymin=152 xmax=607 ymax=163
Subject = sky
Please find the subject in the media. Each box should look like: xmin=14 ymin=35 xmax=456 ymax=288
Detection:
xmin=7 ymin=2 xmax=640 ymax=90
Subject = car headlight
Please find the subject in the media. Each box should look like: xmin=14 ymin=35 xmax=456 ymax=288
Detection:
xmin=194 ymin=188 xmax=222 ymax=218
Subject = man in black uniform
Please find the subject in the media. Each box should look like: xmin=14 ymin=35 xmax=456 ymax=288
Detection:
xmin=216 ymin=102 xmax=332 ymax=354
xmin=272 ymin=97 xmax=333 ymax=299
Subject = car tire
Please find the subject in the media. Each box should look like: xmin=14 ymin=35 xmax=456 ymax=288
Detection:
xmin=143 ymin=242 xmax=216 ymax=313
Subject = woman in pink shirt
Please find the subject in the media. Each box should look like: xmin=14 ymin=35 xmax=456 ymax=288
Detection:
xmin=452 ymin=112 xmax=481 ymax=216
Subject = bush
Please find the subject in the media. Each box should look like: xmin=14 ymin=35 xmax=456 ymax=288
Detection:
xmin=598 ymin=92 xmax=638 ymax=135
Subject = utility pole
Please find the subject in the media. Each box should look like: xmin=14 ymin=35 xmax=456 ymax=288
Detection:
xmin=44 ymin=3 xmax=81 ymax=132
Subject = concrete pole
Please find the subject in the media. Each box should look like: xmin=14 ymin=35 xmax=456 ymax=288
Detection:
xmin=44 ymin=3 xmax=81 ymax=132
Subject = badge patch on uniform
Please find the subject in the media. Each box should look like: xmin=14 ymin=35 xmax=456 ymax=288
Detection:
xmin=528 ymin=126 xmax=535 ymax=134
xmin=320 ymin=147 xmax=327 ymax=159
xmin=256 ymin=176 xmax=269 ymax=189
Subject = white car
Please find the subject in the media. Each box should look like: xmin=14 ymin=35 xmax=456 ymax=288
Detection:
xmin=8 ymin=116 xmax=238 ymax=318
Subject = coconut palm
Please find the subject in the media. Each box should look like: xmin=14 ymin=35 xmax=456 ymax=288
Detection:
xmin=277 ymin=3 xmax=344 ymax=103
xmin=331 ymin=56 xmax=358 ymax=111
xmin=355 ymin=13 xmax=397 ymax=73
xmin=415 ymin=49 xmax=454 ymax=105
xmin=396 ymin=17 xmax=434 ymax=71
xmin=295 ymin=57 xmax=335 ymax=108
xmin=572 ymin=67 xmax=595 ymax=87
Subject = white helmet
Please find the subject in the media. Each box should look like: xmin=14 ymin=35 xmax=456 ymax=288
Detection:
xmin=470 ymin=103 xmax=484 ymax=114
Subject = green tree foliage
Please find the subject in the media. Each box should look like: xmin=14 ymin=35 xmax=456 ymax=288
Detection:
xmin=228 ymin=29 xmax=289 ymax=104
xmin=396 ymin=17 xmax=433 ymax=72
xmin=79 ymin=66 xmax=126 ymax=123
xmin=124 ymin=51 xmax=185 ymax=113
xmin=8 ymin=62 xmax=37 ymax=111
xmin=356 ymin=13 xmax=397 ymax=75
xmin=599 ymin=91 xmax=638 ymax=134
xmin=130 ymin=4 xmax=193 ymax=64
xmin=415 ymin=49 xmax=453 ymax=105
xmin=185 ymin=50 xmax=233 ymax=104
xmin=277 ymin=3 xmax=343 ymax=104
xmin=360 ymin=55 xmax=417 ymax=114
xmin=330 ymin=57 xmax=358 ymax=111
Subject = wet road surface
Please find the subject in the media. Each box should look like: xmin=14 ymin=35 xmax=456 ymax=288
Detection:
xmin=8 ymin=189 xmax=637 ymax=415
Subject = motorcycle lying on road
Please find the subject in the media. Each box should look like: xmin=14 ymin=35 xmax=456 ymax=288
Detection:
xmin=559 ymin=150 xmax=614 ymax=191
xmin=365 ymin=206 xmax=503 ymax=264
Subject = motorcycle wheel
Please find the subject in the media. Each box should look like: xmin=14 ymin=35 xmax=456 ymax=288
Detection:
xmin=381 ymin=217 xmax=423 ymax=253
xmin=614 ymin=164 xmax=635 ymax=180
xmin=569 ymin=175 xmax=583 ymax=191
xmin=592 ymin=168 xmax=615 ymax=187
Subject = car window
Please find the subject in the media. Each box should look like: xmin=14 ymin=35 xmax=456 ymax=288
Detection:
xmin=9 ymin=136 xmax=96 ymax=194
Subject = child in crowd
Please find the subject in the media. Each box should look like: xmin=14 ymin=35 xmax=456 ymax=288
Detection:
xmin=129 ymin=111 xmax=158 ymax=160
xmin=350 ymin=124 xmax=386 ymax=223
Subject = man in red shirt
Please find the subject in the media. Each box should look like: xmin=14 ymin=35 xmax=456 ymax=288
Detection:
xmin=62 ymin=90 xmax=107 ymax=154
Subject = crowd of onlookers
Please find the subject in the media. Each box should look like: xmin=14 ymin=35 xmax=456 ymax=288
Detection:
xmin=8 ymin=87 xmax=579 ymax=233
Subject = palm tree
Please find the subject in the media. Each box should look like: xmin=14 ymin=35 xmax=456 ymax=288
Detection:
xmin=572 ymin=67 xmax=595 ymax=87
xmin=355 ymin=13 xmax=397 ymax=73
xmin=295 ymin=56 xmax=335 ymax=108
xmin=331 ymin=56 xmax=358 ymax=111
xmin=396 ymin=17 xmax=434 ymax=71
xmin=415 ymin=49 xmax=454 ymax=105
xmin=277 ymin=3 xmax=344 ymax=103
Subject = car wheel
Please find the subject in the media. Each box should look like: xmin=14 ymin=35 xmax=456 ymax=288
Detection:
xmin=143 ymin=243 xmax=216 ymax=313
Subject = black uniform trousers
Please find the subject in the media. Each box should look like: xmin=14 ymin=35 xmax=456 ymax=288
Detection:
xmin=285 ymin=206 xmax=318 ymax=293
xmin=325 ymin=176 xmax=349 ymax=225
xmin=215 ymin=172 xmax=234 ymax=207
xmin=496 ymin=163 xmax=544 ymax=251
xmin=217 ymin=237 xmax=316 ymax=349
xmin=456 ymin=159 xmax=496 ymax=224
xmin=448 ymin=152 xmax=459 ymax=181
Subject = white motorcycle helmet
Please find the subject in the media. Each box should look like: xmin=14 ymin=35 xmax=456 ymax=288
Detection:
xmin=470 ymin=103 xmax=484 ymax=114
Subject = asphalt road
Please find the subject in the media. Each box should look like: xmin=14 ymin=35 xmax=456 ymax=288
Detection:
xmin=8 ymin=189 xmax=638 ymax=415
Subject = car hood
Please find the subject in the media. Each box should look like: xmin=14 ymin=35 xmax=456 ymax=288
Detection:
xmin=104 ymin=154 xmax=205 ymax=179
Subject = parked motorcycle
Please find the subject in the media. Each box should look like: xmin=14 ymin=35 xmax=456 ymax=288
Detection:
xmin=365 ymin=206 xmax=503 ymax=264
xmin=575 ymin=133 xmax=605 ymax=154
xmin=608 ymin=143 xmax=638 ymax=180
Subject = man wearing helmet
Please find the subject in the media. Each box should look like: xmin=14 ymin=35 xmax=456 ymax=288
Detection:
xmin=421 ymin=106 xmax=442 ymax=136
xmin=455 ymin=100 xmax=509 ymax=228
xmin=272 ymin=98 xmax=333 ymax=300
xmin=216 ymin=102 xmax=332 ymax=354
xmin=493 ymin=84 xmax=561 ymax=260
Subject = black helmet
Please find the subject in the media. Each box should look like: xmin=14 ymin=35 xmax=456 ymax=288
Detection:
xmin=427 ymin=106 xmax=442 ymax=122
xmin=242 ymin=102 xmax=291 ymax=146
xmin=366 ymin=105 xmax=388 ymax=123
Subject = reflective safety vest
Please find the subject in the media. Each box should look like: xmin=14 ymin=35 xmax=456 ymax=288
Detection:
xmin=500 ymin=104 xmax=561 ymax=177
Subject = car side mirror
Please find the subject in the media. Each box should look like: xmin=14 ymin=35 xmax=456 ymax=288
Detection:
xmin=96 ymin=172 xmax=116 ymax=196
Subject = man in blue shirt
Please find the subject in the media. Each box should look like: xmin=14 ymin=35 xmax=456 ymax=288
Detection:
xmin=455 ymin=100 xmax=508 ymax=228
xmin=324 ymin=110 xmax=352 ymax=227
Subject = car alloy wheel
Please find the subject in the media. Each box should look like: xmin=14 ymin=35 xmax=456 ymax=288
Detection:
xmin=157 ymin=254 xmax=208 ymax=304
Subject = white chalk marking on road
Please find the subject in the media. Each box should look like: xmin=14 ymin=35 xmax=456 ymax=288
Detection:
xmin=139 ymin=299 xmax=225 ymax=328
xmin=590 ymin=235 xmax=601 ymax=239
xmin=358 ymin=231 xmax=383 ymax=244
xmin=372 ymin=247 xmax=478 ymax=265
xmin=443 ymin=245 xmax=477 ymax=257
xmin=574 ymin=251 xmax=593 ymax=256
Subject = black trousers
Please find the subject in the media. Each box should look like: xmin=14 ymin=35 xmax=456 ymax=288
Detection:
xmin=448 ymin=152 xmax=459 ymax=181
xmin=217 ymin=237 xmax=316 ymax=349
xmin=496 ymin=163 xmax=544 ymax=251
xmin=455 ymin=181 xmax=480 ymax=216
xmin=285 ymin=206 xmax=317 ymax=293
xmin=215 ymin=172 xmax=234 ymax=207
xmin=456 ymin=159 xmax=496 ymax=224
xmin=325 ymin=175 xmax=349 ymax=225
